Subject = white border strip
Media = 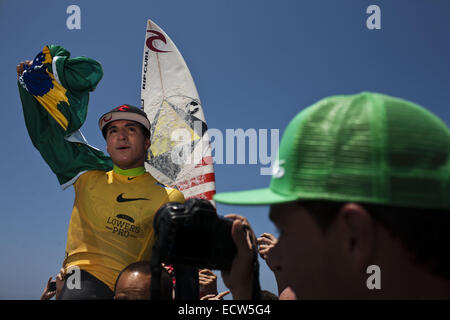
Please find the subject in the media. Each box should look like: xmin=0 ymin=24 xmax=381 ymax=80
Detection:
xmin=180 ymin=181 xmax=215 ymax=198
xmin=52 ymin=56 xmax=62 ymax=85
xmin=61 ymin=170 xmax=87 ymax=190
xmin=64 ymin=130 xmax=101 ymax=151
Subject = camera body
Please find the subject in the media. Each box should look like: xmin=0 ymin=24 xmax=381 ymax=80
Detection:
xmin=152 ymin=198 xmax=237 ymax=270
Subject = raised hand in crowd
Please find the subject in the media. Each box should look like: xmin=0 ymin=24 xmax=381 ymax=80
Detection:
xmin=200 ymin=290 xmax=231 ymax=300
xmin=257 ymin=232 xmax=295 ymax=299
xmin=55 ymin=268 xmax=66 ymax=300
xmin=199 ymin=269 xmax=218 ymax=298
xmin=221 ymin=214 xmax=257 ymax=300
xmin=40 ymin=267 xmax=69 ymax=300
xmin=257 ymin=233 xmax=278 ymax=271
xmin=40 ymin=276 xmax=57 ymax=300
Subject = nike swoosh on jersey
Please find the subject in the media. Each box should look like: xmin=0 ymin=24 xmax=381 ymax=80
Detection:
xmin=116 ymin=193 xmax=149 ymax=202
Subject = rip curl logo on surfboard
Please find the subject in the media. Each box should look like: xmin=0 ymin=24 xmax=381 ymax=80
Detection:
xmin=146 ymin=30 xmax=171 ymax=53
xmin=141 ymin=19 xmax=216 ymax=202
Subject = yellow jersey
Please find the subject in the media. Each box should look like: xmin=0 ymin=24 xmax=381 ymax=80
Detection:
xmin=64 ymin=170 xmax=185 ymax=290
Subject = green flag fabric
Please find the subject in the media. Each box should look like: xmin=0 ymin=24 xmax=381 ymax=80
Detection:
xmin=18 ymin=45 xmax=113 ymax=188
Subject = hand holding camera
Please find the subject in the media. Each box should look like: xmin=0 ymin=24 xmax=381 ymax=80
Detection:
xmin=221 ymin=214 xmax=258 ymax=300
xmin=152 ymin=199 xmax=237 ymax=270
xmin=150 ymin=199 xmax=260 ymax=300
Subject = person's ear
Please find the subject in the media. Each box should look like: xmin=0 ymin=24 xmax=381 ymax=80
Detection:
xmin=145 ymin=137 xmax=150 ymax=150
xmin=337 ymin=203 xmax=377 ymax=272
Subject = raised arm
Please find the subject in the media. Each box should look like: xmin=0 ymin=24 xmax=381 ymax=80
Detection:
xmin=17 ymin=45 xmax=113 ymax=188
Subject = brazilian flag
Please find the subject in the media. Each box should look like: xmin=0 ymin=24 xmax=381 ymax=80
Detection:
xmin=18 ymin=45 xmax=113 ymax=188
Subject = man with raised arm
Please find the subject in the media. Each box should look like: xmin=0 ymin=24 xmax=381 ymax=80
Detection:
xmin=17 ymin=45 xmax=184 ymax=299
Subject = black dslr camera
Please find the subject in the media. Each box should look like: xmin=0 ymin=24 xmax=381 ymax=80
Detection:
xmin=152 ymin=198 xmax=237 ymax=270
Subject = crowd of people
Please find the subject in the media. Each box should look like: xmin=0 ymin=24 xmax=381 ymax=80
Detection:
xmin=40 ymin=245 xmax=282 ymax=300
xmin=18 ymin=45 xmax=449 ymax=300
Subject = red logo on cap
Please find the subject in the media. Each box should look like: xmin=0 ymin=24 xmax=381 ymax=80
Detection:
xmin=113 ymin=105 xmax=130 ymax=112
xmin=102 ymin=114 xmax=113 ymax=125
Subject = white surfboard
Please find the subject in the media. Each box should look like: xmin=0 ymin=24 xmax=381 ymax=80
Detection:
xmin=140 ymin=19 xmax=216 ymax=203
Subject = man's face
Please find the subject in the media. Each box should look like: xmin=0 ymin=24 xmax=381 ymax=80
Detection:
xmin=269 ymin=202 xmax=348 ymax=299
xmin=114 ymin=271 xmax=152 ymax=300
xmin=106 ymin=120 xmax=150 ymax=170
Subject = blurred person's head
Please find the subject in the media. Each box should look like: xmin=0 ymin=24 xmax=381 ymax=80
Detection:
xmin=215 ymin=92 xmax=450 ymax=299
xmin=260 ymin=290 xmax=278 ymax=300
xmin=114 ymin=261 xmax=173 ymax=300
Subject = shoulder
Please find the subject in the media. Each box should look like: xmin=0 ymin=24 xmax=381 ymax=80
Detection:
xmin=78 ymin=170 xmax=108 ymax=180
xmin=73 ymin=170 xmax=109 ymax=187
xmin=151 ymin=179 xmax=185 ymax=203
xmin=168 ymin=188 xmax=185 ymax=203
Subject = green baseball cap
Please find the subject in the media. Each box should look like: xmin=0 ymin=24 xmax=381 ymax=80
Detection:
xmin=214 ymin=92 xmax=450 ymax=209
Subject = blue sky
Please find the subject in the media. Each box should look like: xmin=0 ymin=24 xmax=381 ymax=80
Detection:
xmin=0 ymin=0 xmax=449 ymax=299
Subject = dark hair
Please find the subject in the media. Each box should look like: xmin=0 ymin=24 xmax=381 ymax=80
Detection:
xmin=102 ymin=122 xmax=150 ymax=140
xmin=300 ymin=200 xmax=450 ymax=279
xmin=114 ymin=261 xmax=173 ymax=300
xmin=260 ymin=290 xmax=278 ymax=300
